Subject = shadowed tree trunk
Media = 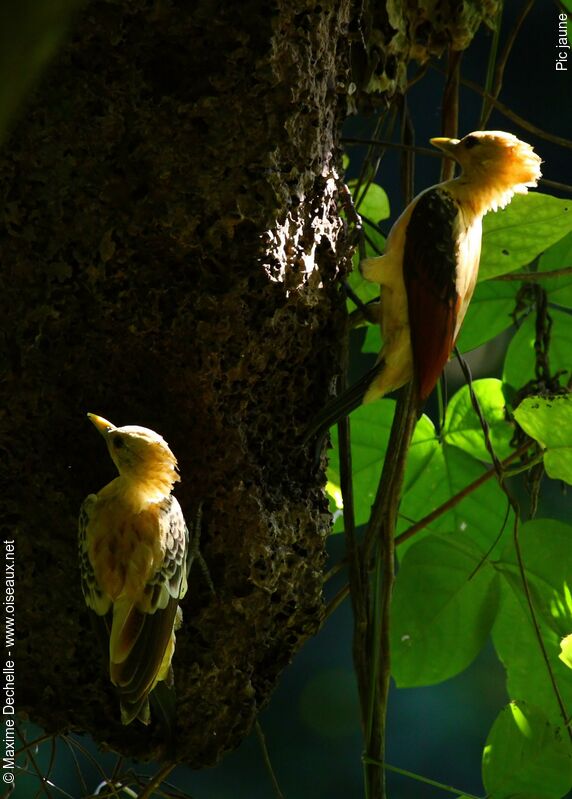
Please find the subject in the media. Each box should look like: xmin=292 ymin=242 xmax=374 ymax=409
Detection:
xmin=2 ymin=0 xmax=497 ymax=770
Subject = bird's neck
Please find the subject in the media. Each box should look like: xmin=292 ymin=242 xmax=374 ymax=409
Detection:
xmin=446 ymin=172 xmax=520 ymax=218
xmin=100 ymin=474 xmax=174 ymax=510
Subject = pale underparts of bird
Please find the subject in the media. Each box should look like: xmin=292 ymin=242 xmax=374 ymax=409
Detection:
xmin=79 ymin=413 xmax=189 ymax=726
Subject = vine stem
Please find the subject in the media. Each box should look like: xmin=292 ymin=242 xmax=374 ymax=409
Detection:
xmin=363 ymin=382 xmax=418 ymax=799
xmin=362 ymin=756 xmax=481 ymax=799
xmin=395 ymin=441 xmax=532 ymax=547
xmin=493 ymin=267 xmax=572 ymax=281
xmin=255 ymin=721 xmax=285 ymax=799
xmin=324 ymin=441 xmax=534 ymax=624
xmin=454 ymin=349 xmax=572 ymax=743
xmin=139 ymin=762 xmax=176 ymax=799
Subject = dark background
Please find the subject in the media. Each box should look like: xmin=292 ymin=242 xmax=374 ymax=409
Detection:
xmin=13 ymin=1 xmax=572 ymax=797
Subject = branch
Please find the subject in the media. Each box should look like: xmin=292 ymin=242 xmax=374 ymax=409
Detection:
xmin=493 ymin=267 xmax=572 ymax=281
xmin=395 ymin=441 xmax=532 ymax=547
xmin=342 ymin=136 xmax=441 ymax=160
xmin=325 ymin=442 xmax=534 ymax=623
xmin=363 ymin=382 xmax=418 ymax=799
xmin=432 ymin=66 xmax=572 ymax=150
xmin=338 ymin=377 xmax=370 ymax=727
xmin=480 ymin=0 xmax=535 ymax=128
xmin=139 ymin=762 xmax=176 ymax=799
xmin=255 ymin=721 xmax=285 ymax=799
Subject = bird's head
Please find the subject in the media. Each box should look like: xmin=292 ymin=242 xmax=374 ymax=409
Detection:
xmin=87 ymin=413 xmax=180 ymax=500
xmin=430 ymin=131 xmax=542 ymax=212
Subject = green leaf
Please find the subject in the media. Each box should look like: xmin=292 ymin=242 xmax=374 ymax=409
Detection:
xmin=327 ymin=400 xmax=396 ymax=532
xmin=361 ymin=322 xmax=381 ymax=354
xmin=351 ymin=180 xmax=390 ymax=224
xmin=492 ymin=519 xmax=572 ymax=723
xmin=397 ymin=441 xmax=515 ymax=559
xmin=362 ymin=222 xmax=386 ymax=258
xmin=325 ymin=480 xmax=343 ymax=510
xmin=560 ymin=635 xmax=572 ymax=670
xmin=347 ymin=263 xmax=382 ymax=308
xmin=502 ymin=308 xmax=572 ymax=390
xmin=514 ymin=395 xmax=572 ymax=484
xmin=457 ymin=280 xmax=517 ymax=352
xmin=327 ymin=402 xmax=439 ymax=534
xmin=538 ymin=231 xmax=572 ymax=307
xmin=443 ymin=379 xmax=514 ymax=462
xmin=350 ymin=179 xmax=389 ymax=259
xmin=391 ymin=533 xmax=500 ymax=686
xmin=460 ymin=233 xmax=572 ymax=351
xmin=482 ymin=700 xmax=572 ymax=798
xmin=480 ymin=194 xmax=572 ymax=281
xmin=326 ymin=393 xmax=516 ymax=554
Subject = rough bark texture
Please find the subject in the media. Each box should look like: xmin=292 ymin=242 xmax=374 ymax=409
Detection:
xmin=3 ymin=0 xmax=353 ymax=766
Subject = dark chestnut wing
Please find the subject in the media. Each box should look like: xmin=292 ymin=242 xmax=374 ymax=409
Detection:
xmin=403 ymin=187 xmax=462 ymax=401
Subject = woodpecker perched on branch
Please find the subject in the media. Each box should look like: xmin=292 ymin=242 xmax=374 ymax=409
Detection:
xmin=306 ymin=131 xmax=542 ymax=443
xmin=79 ymin=414 xmax=190 ymax=726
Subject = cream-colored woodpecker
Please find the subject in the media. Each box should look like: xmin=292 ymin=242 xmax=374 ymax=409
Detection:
xmin=79 ymin=413 xmax=189 ymax=725
xmin=306 ymin=131 xmax=541 ymax=441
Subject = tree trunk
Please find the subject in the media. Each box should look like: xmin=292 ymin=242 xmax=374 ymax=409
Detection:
xmin=2 ymin=0 xmax=353 ymax=765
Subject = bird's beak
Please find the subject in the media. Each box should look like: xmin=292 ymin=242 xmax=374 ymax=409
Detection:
xmin=430 ymin=137 xmax=460 ymax=157
xmin=87 ymin=413 xmax=116 ymax=436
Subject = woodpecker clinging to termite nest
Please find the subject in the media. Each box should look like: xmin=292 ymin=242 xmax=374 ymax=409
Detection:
xmin=79 ymin=413 xmax=190 ymax=725
xmin=306 ymin=131 xmax=542 ymax=442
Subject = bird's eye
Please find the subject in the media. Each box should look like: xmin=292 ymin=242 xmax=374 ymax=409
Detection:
xmin=464 ymin=135 xmax=479 ymax=149
xmin=113 ymin=436 xmax=125 ymax=449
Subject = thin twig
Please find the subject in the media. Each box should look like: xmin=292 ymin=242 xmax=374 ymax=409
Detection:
xmin=342 ymin=137 xmax=440 ymax=159
xmin=61 ymin=734 xmax=110 ymax=785
xmin=325 ymin=580 xmax=351 ymax=618
xmin=493 ymin=267 xmax=572 ymax=281
xmin=325 ymin=442 xmax=534 ymax=622
xmin=352 ymin=111 xmax=398 ymax=215
xmin=323 ymin=557 xmax=347 ymax=585
xmin=363 ymin=383 xmax=418 ymax=799
xmin=539 ymin=177 xmax=572 ymax=193
xmin=395 ymin=441 xmax=532 ymax=547
xmin=337 ymin=296 xmax=370 ymax=739
xmin=61 ymin=737 xmax=89 ymax=797
xmin=18 ymin=740 xmax=52 ymax=799
xmin=362 ymin=755 xmax=481 ymax=799
xmin=512 ymin=518 xmax=572 ymax=741
xmin=481 ymin=0 xmax=536 ymax=128
xmin=15 ymin=730 xmax=54 ymax=757
xmin=440 ymin=49 xmax=462 ymax=181
xmin=255 ymin=721 xmax=285 ymax=799
xmin=431 ymin=64 xmax=572 ymax=149
xmin=399 ymin=96 xmax=415 ymax=204
xmin=479 ymin=0 xmax=502 ymax=128
xmin=139 ymin=763 xmax=177 ymax=799
xmin=405 ymin=61 xmax=430 ymax=91
xmin=455 ymin=348 xmax=572 ymax=742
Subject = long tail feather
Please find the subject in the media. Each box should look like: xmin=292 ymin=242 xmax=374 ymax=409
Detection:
xmin=149 ymin=679 xmax=177 ymax=757
xmin=303 ymin=360 xmax=385 ymax=452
